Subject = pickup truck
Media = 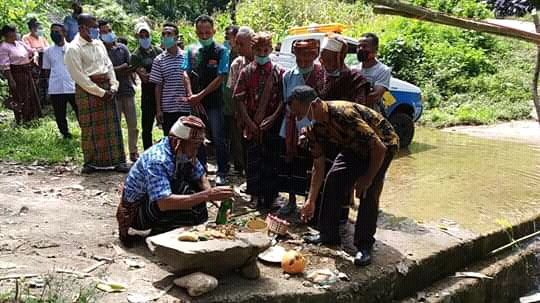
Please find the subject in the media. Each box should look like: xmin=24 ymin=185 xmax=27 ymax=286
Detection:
xmin=271 ymin=31 xmax=423 ymax=148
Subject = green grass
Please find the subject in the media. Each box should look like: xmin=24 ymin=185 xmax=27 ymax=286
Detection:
xmin=0 ymin=89 xmax=165 ymax=165
xmin=0 ymin=275 xmax=99 ymax=303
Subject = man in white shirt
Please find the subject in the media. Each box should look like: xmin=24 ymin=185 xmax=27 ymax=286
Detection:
xmin=43 ymin=23 xmax=78 ymax=139
xmin=356 ymin=33 xmax=392 ymax=116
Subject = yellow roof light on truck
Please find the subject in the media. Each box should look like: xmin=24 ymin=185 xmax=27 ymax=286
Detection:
xmin=287 ymin=23 xmax=348 ymax=35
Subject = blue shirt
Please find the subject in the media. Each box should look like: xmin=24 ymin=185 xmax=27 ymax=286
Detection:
xmin=181 ymin=42 xmax=230 ymax=75
xmin=63 ymin=15 xmax=79 ymax=43
xmin=123 ymin=137 xmax=205 ymax=203
xmin=279 ymin=67 xmax=313 ymax=138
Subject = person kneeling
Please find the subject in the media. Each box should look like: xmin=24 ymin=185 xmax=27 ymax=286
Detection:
xmin=288 ymin=86 xmax=399 ymax=266
xmin=116 ymin=115 xmax=234 ymax=247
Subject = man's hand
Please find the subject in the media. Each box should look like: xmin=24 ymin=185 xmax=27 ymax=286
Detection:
xmin=156 ymin=110 xmax=163 ymax=124
xmin=355 ymin=176 xmax=373 ymax=199
xmin=188 ymin=93 xmax=203 ymax=106
xmin=300 ymin=200 xmax=316 ymax=223
xmin=259 ymin=116 xmax=275 ymax=132
xmin=102 ymin=90 xmax=114 ymax=102
xmin=207 ymin=186 xmax=234 ymax=201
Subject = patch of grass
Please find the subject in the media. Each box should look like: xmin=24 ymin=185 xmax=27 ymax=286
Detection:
xmin=0 ymin=275 xmax=99 ymax=303
xmin=0 ymin=89 xmax=165 ymax=165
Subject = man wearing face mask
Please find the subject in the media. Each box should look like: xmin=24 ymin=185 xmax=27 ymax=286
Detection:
xmin=99 ymin=20 xmax=139 ymax=162
xmin=42 ymin=23 xmax=79 ymax=139
xmin=130 ymin=23 xmax=163 ymax=150
xmin=356 ymin=33 xmax=392 ymax=115
xmin=277 ymin=39 xmax=324 ymax=216
xmin=63 ymin=1 xmax=83 ymax=43
xmin=288 ymin=85 xmax=398 ymax=266
xmin=116 ymin=116 xmax=234 ymax=247
xmin=233 ymin=32 xmax=284 ymax=210
xmin=149 ymin=23 xmax=191 ymax=137
xmin=182 ymin=15 xmax=230 ymax=186
xmin=65 ymin=13 xmax=129 ymax=173
xmin=319 ymin=34 xmax=370 ymax=105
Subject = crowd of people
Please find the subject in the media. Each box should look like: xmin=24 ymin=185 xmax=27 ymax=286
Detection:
xmin=1 ymin=2 xmax=398 ymax=266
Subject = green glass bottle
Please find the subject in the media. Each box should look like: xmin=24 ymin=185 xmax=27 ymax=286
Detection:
xmin=216 ymin=199 xmax=233 ymax=225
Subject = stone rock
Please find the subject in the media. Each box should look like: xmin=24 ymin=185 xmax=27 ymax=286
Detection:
xmin=174 ymin=272 xmax=218 ymax=297
xmin=147 ymin=228 xmax=270 ymax=278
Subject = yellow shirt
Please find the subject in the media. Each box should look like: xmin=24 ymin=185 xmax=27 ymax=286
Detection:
xmin=64 ymin=33 xmax=119 ymax=97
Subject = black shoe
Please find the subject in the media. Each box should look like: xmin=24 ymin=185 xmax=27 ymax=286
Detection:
xmin=81 ymin=165 xmax=96 ymax=174
xmin=303 ymin=234 xmax=340 ymax=246
xmin=115 ymin=163 xmax=131 ymax=173
xmin=354 ymin=249 xmax=372 ymax=266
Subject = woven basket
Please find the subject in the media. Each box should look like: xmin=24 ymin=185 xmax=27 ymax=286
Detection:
xmin=266 ymin=214 xmax=290 ymax=236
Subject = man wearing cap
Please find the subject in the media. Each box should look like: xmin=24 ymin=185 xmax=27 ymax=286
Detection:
xmin=64 ymin=13 xmax=129 ymax=173
xmin=319 ymin=34 xmax=370 ymax=106
xmin=287 ymin=85 xmax=398 ymax=266
xmin=277 ymin=39 xmax=325 ymax=216
xmin=116 ymin=115 xmax=234 ymax=246
xmin=234 ymin=32 xmax=284 ymax=210
xmin=130 ymin=23 xmax=163 ymax=150
xmin=99 ymin=19 xmax=139 ymax=162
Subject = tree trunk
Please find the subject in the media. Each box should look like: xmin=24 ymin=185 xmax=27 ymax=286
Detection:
xmin=372 ymin=1 xmax=540 ymax=44
xmin=532 ymin=11 xmax=540 ymax=125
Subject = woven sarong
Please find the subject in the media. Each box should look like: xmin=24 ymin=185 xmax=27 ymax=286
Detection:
xmin=9 ymin=64 xmax=42 ymax=123
xmin=76 ymin=84 xmax=126 ymax=167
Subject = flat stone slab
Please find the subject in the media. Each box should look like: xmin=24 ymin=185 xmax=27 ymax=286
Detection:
xmin=147 ymin=227 xmax=271 ymax=277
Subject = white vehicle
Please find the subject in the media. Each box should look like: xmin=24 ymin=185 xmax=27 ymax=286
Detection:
xmin=271 ymin=24 xmax=423 ymax=147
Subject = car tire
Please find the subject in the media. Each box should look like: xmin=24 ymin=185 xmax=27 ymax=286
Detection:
xmin=389 ymin=112 xmax=414 ymax=148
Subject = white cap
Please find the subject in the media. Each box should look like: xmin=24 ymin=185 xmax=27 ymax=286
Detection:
xmin=135 ymin=22 xmax=151 ymax=35
xmin=321 ymin=37 xmax=344 ymax=52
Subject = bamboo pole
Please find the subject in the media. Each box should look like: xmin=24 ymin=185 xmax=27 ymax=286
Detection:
xmin=371 ymin=1 xmax=540 ymax=44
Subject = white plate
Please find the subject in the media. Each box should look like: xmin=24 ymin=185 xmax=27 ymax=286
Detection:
xmin=258 ymin=246 xmax=286 ymax=263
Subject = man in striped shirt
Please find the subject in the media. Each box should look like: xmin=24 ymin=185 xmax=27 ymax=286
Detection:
xmin=149 ymin=23 xmax=191 ymax=136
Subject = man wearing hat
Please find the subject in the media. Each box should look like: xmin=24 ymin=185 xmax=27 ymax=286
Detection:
xmin=130 ymin=22 xmax=163 ymax=150
xmin=117 ymin=115 xmax=234 ymax=246
xmin=277 ymin=39 xmax=325 ymax=216
xmin=319 ymin=34 xmax=370 ymax=105
xmin=287 ymin=86 xmax=398 ymax=266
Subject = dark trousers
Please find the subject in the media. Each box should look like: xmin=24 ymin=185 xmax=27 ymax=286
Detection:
xmin=224 ymin=114 xmax=246 ymax=173
xmin=141 ymin=83 xmax=156 ymax=150
xmin=50 ymin=94 xmax=78 ymax=136
xmin=197 ymin=105 xmax=229 ymax=176
xmin=162 ymin=111 xmax=191 ymax=137
xmin=318 ymin=149 xmax=394 ymax=250
xmin=245 ymin=123 xmax=281 ymax=207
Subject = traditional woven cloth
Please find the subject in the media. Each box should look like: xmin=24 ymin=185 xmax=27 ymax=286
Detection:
xmin=169 ymin=115 xmax=206 ymax=142
xmin=76 ymin=83 xmax=126 ymax=167
xmin=9 ymin=64 xmax=42 ymax=123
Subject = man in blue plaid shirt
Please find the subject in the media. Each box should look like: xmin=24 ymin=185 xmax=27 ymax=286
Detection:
xmin=116 ymin=116 xmax=234 ymax=246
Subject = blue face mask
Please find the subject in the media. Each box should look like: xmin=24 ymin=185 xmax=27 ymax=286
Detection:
xmin=101 ymin=32 xmax=116 ymax=43
xmin=161 ymin=36 xmax=176 ymax=49
xmin=88 ymin=27 xmax=100 ymax=40
xmin=139 ymin=37 xmax=151 ymax=49
xmin=298 ymin=64 xmax=314 ymax=75
xmin=223 ymin=40 xmax=231 ymax=49
xmin=255 ymin=55 xmax=270 ymax=65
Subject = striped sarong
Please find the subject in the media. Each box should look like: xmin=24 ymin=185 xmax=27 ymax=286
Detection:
xmin=76 ymin=84 xmax=126 ymax=167
xmin=9 ymin=64 xmax=42 ymax=123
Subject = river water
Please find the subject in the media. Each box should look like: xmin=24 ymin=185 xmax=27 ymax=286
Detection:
xmin=379 ymin=128 xmax=540 ymax=233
